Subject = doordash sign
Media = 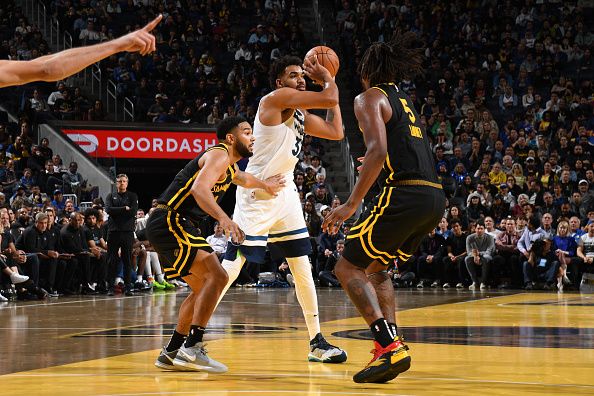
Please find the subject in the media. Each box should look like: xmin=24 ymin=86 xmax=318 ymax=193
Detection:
xmin=63 ymin=129 xmax=218 ymax=159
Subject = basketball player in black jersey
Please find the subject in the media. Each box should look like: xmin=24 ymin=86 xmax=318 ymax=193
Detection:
xmin=323 ymin=33 xmax=447 ymax=383
xmin=147 ymin=116 xmax=285 ymax=373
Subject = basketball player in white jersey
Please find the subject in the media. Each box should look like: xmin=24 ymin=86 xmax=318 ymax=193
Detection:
xmin=218 ymin=55 xmax=347 ymax=363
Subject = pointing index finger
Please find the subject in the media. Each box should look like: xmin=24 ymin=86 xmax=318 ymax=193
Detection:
xmin=143 ymin=14 xmax=163 ymax=32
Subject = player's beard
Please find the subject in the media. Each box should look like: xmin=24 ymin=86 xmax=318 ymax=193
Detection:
xmin=235 ymin=139 xmax=253 ymax=158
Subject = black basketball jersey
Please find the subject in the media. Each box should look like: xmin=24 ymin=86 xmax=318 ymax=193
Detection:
xmin=368 ymin=83 xmax=439 ymax=186
xmin=157 ymin=143 xmax=236 ymax=222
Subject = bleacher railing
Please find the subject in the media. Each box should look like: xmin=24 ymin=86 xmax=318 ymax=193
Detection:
xmin=106 ymin=79 xmax=118 ymax=120
xmin=312 ymin=0 xmax=325 ymax=44
xmin=123 ymin=97 xmax=135 ymax=122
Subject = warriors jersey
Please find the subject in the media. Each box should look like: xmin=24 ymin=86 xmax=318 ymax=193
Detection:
xmin=244 ymin=105 xmax=306 ymax=180
xmin=157 ymin=143 xmax=235 ymax=222
xmin=369 ymin=83 xmax=439 ymax=186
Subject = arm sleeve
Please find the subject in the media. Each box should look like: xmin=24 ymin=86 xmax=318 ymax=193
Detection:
xmin=105 ymin=193 xmax=126 ymax=215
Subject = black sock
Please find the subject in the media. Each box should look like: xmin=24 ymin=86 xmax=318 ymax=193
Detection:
xmin=165 ymin=330 xmax=186 ymax=352
xmin=370 ymin=318 xmax=394 ymax=348
xmin=388 ymin=322 xmax=398 ymax=339
xmin=184 ymin=325 xmax=205 ymax=348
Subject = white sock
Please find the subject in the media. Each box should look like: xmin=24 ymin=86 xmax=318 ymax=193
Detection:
xmin=156 ymin=273 xmax=165 ymax=283
xmin=216 ymin=254 xmax=246 ymax=307
xmin=115 ymin=277 xmax=123 ymax=286
xmin=287 ymin=256 xmax=320 ymax=340
xmin=144 ymin=253 xmax=153 ymax=277
xmin=136 ymin=275 xmax=143 ymax=282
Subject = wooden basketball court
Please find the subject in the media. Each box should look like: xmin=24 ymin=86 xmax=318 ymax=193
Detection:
xmin=1 ymin=288 xmax=593 ymax=395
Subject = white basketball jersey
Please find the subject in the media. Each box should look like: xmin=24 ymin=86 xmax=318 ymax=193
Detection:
xmin=244 ymin=104 xmax=305 ymax=180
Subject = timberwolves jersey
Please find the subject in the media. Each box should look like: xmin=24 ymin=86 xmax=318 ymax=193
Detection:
xmin=370 ymin=83 xmax=439 ymax=186
xmin=157 ymin=143 xmax=235 ymax=222
xmin=244 ymin=104 xmax=306 ymax=180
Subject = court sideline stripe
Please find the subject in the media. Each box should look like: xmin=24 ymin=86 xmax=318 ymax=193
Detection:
xmin=5 ymin=372 xmax=594 ymax=390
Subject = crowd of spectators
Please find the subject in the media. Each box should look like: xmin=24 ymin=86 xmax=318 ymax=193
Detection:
xmin=47 ymin=0 xmax=311 ymax=124
xmin=329 ymin=0 xmax=594 ymax=291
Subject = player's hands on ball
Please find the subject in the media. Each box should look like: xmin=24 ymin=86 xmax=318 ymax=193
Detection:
xmin=322 ymin=203 xmax=357 ymax=234
xmin=263 ymin=174 xmax=286 ymax=196
xmin=220 ymin=217 xmax=245 ymax=245
xmin=303 ymin=57 xmax=331 ymax=86
xmin=117 ymin=14 xmax=162 ymax=55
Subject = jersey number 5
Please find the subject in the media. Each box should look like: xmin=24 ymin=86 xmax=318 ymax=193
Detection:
xmin=399 ymin=98 xmax=422 ymax=139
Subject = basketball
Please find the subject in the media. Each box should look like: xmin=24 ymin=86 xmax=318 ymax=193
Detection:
xmin=305 ymin=46 xmax=340 ymax=77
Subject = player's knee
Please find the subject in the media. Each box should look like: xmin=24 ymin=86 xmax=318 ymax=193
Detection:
xmin=213 ymin=265 xmax=229 ymax=287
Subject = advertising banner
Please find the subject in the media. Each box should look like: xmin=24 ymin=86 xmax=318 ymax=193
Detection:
xmin=62 ymin=129 xmax=218 ymax=159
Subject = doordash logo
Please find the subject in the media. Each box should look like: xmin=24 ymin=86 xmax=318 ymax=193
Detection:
xmin=66 ymin=133 xmax=99 ymax=153
xmin=63 ymin=129 xmax=218 ymax=159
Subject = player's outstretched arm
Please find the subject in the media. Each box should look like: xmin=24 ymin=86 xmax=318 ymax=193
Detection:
xmin=0 ymin=14 xmax=162 ymax=88
xmin=322 ymin=89 xmax=387 ymax=231
xmin=232 ymin=170 xmax=286 ymax=196
xmin=191 ymin=149 xmax=243 ymax=244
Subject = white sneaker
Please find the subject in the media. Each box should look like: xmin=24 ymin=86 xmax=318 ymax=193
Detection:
xmin=562 ymin=275 xmax=571 ymax=285
xmin=172 ymin=343 xmax=228 ymax=373
xmin=480 ymin=283 xmax=487 ymax=290
xmin=0 ymin=293 xmax=7 ymax=302
xmin=9 ymin=273 xmax=29 ymax=284
xmin=469 ymin=282 xmax=477 ymax=291
xmin=456 ymin=283 xmax=464 ymax=289
xmin=430 ymin=280 xmax=440 ymax=288
xmin=416 ymin=281 xmax=424 ymax=288
xmin=286 ymin=274 xmax=295 ymax=286
xmin=442 ymin=283 xmax=451 ymax=289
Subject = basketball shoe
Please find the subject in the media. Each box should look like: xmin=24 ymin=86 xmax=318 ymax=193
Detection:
xmin=308 ymin=333 xmax=347 ymax=363
xmin=353 ymin=336 xmax=411 ymax=383
xmin=154 ymin=347 xmax=187 ymax=370
xmin=172 ymin=343 xmax=228 ymax=373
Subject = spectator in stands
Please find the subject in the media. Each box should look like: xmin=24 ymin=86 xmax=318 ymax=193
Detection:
xmin=415 ymin=229 xmax=446 ymax=288
xmin=577 ymin=221 xmax=594 ymax=282
xmin=60 ymin=212 xmax=93 ymax=294
xmin=494 ymin=218 xmax=521 ymax=288
xmin=62 ymin=161 xmax=85 ymax=198
xmin=318 ymin=239 xmax=343 ymax=288
xmin=317 ymin=223 xmax=344 ymax=276
xmin=205 ymin=222 xmax=227 ymax=261
xmin=303 ymin=200 xmax=322 ymax=238
xmin=522 ymin=237 xmax=559 ymax=290
xmin=16 ymin=212 xmax=59 ymax=296
xmin=465 ymin=219 xmax=495 ymax=290
xmin=553 ymin=220 xmax=579 ymax=291
xmin=51 ymin=190 xmax=66 ymax=211
xmin=443 ymin=220 xmax=467 ymax=288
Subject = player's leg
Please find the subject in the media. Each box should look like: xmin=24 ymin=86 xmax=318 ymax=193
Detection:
xmin=171 ymin=250 xmax=228 ymax=373
xmin=217 ymin=252 xmax=247 ymax=307
xmin=366 ymin=262 xmax=395 ymax=329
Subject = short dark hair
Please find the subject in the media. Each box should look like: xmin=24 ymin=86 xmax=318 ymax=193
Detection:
xmin=269 ymin=55 xmax=302 ymax=89
xmin=216 ymin=116 xmax=247 ymax=140
xmin=84 ymin=208 xmax=100 ymax=220
xmin=476 ymin=219 xmax=485 ymax=227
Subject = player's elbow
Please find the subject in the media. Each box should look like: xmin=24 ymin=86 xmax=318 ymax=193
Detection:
xmin=39 ymin=58 xmax=65 ymax=82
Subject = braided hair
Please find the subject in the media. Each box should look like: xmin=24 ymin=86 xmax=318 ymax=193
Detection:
xmin=357 ymin=31 xmax=425 ymax=87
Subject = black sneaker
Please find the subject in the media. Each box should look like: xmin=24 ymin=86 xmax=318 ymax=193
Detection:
xmin=353 ymin=337 xmax=411 ymax=383
xmin=107 ymin=287 xmax=115 ymax=296
xmin=125 ymin=286 xmax=135 ymax=296
xmin=308 ymin=333 xmax=347 ymax=363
